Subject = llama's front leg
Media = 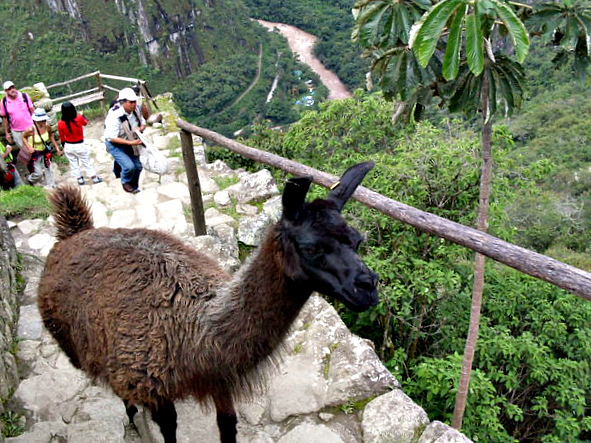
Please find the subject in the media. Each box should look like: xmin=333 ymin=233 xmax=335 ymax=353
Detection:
xmin=149 ymin=398 xmax=178 ymax=443
xmin=214 ymin=392 xmax=237 ymax=443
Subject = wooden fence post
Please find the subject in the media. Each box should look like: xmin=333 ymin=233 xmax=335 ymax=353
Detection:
xmin=95 ymin=72 xmax=106 ymax=116
xmin=180 ymin=129 xmax=207 ymax=236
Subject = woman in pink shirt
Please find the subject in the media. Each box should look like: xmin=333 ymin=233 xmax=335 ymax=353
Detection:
xmin=58 ymin=102 xmax=102 ymax=185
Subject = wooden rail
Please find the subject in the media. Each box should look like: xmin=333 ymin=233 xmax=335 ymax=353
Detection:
xmin=177 ymin=119 xmax=591 ymax=303
xmin=46 ymin=72 xmax=156 ymax=115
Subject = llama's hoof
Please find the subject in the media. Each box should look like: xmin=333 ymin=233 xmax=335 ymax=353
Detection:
xmin=92 ymin=176 xmax=103 ymax=184
xmin=77 ymin=177 xmax=85 ymax=185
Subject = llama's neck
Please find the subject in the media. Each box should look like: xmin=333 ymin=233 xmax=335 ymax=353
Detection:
xmin=208 ymin=225 xmax=311 ymax=370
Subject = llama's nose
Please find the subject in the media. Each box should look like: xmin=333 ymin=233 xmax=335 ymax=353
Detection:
xmin=355 ymin=270 xmax=378 ymax=291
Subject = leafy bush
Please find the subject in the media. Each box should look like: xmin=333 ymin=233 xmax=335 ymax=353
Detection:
xmin=244 ymin=93 xmax=591 ymax=442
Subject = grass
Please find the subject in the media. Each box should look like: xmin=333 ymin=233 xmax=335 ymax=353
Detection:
xmin=0 ymin=411 xmax=24 ymax=437
xmin=0 ymin=185 xmax=50 ymax=219
xmin=213 ymin=175 xmax=240 ymax=190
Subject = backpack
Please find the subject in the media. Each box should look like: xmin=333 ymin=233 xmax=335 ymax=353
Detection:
xmin=2 ymin=92 xmax=31 ymax=125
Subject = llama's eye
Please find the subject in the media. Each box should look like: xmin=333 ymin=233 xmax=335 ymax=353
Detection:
xmin=300 ymin=245 xmax=319 ymax=256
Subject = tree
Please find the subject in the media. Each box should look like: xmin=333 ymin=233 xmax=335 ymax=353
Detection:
xmin=353 ymin=0 xmax=591 ymax=432
xmin=410 ymin=0 xmax=529 ymax=429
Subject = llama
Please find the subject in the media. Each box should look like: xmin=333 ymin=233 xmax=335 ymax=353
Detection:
xmin=37 ymin=161 xmax=379 ymax=443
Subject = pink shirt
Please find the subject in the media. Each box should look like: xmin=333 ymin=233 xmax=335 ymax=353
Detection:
xmin=1 ymin=92 xmax=34 ymax=131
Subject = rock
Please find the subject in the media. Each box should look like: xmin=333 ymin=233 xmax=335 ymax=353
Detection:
xmin=214 ymin=190 xmax=232 ymax=207
xmin=235 ymin=204 xmax=259 ymax=216
xmin=109 ymin=209 xmax=137 ymax=229
xmin=238 ymin=214 xmax=272 ymax=246
xmin=66 ymin=418 xmax=126 ymax=443
xmin=147 ymin=113 xmax=163 ymax=124
xmin=205 ymin=208 xmax=237 ymax=228
xmin=5 ymin=420 xmax=67 ymax=443
xmin=17 ymin=305 xmax=43 ymax=340
xmin=157 ymin=182 xmax=190 ymax=203
xmin=268 ymin=355 xmax=326 ymax=422
xmin=196 ymin=169 xmax=219 ymax=193
xmin=16 ymin=219 xmax=44 ymax=236
xmin=418 ymin=421 xmax=473 ymax=443
xmin=361 ymin=389 xmax=430 ymax=443
xmin=184 ymin=235 xmax=240 ymax=273
xmin=226 ymin=169 xmax=279 ymax=204
xmin=15 ymin=363 xmax=90 ymax=422
xmin=277 ymin=422 xmax=345 ymax=443
xmin=27 ymin=233 xmax=55 ymax=252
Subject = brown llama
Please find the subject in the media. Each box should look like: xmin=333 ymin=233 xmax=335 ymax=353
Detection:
xmin=37 ymin=162 xmax=378 ymax=443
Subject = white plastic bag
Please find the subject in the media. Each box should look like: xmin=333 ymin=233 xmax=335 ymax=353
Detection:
xmin=135 ymin=130 xmax=169 ymax=175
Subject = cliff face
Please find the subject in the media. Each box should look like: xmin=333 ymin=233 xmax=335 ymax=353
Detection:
xmin=41 ymin=0 xmax=256 ymax=78
xmin=0 ymin=0 xmax=260 ymax=91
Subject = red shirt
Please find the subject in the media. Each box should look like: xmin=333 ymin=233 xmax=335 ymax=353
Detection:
xmin=58 ymin=115 xmax=87 ymax=143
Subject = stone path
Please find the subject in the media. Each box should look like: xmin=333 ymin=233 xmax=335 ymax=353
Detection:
xmin=4 ymin=118 xmax=471 ymax=443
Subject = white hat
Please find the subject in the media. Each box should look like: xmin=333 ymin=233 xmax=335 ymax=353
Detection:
xmin=3 ymin=81 xmax=14 ymax=90
xmin=32 ymin=108 xmax=48 ymax=122
xmin=118 ymin=88 xmax=138 ymax=102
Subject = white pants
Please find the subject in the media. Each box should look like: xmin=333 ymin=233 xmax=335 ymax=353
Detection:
xmin=64 ymin=141 xmax=96 ymax=178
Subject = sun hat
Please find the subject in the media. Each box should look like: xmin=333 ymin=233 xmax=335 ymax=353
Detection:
xmin=32 ymin=108 xmax=49 ymax=122
xmin=118 ymin=88 xmax=138 ymax=102
xmin=3 ymin=81 xmax=14 ymax=90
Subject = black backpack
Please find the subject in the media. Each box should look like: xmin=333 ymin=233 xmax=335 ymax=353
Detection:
xmin=2 ymin=92 xmax=31 ymax=125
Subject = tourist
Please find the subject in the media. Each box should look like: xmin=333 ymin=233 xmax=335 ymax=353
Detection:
xmin=58 ymin=102 xmax=102 ymax=185
xmin=22 ymin=108 xmax=61 ymax=187
xmin=103 ymin=87 xmax=145 ymax=194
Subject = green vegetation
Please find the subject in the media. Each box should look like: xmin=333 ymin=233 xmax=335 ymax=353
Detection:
xmin=245 ymin=94 xmax=591 ymax=442
xmin=175 ymin=30 xmax=327 ymax=135
xmin=0 ymin=410 xmax=24 ymax=438
xmin=212 ymin=176 xmax=240 ymax=190
xmin=0 ymin=186 xmax=50 ymax=219
xmin=244 ymin=0 xmax=368 ymax=90
xmin=0 ymin=1 xmax=262 ymax=96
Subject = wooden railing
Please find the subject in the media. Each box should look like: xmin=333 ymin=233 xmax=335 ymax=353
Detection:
xmin=45 ymin=72 xmax=156 ymax=115
xmin=176 ymin=118 xmax=591 ymax=304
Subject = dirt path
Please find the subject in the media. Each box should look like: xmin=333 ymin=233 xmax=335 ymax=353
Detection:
xmin=257 ymin=20 xmax=352 ymax=100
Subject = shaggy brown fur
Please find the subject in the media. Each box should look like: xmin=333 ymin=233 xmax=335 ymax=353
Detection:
xmin=38 ymin=163 xmax=377 ymax=443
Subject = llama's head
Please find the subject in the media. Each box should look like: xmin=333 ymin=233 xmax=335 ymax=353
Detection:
xmin=280 ymin=162 xmax=378 ymax=312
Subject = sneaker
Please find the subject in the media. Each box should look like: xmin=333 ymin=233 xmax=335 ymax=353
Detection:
xmin=91 ymin=176 xmax=103 ymax=184
xmin=77 ymin=177 xmax=85 ymax=185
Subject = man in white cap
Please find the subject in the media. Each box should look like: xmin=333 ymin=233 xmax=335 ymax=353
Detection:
xmin=103 ymin=87 xmax=146 ymax=194
xmin=1 ymin=81 xmax=34 ymax=168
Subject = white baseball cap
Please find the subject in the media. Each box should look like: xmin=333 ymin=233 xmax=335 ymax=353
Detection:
xmin=32 ymin=108 xmax=48 ymax=122
xmin=3 ymin=81 xmax=14 ymax=90
xmin=118 ymin=88 xmax=138 ymax=102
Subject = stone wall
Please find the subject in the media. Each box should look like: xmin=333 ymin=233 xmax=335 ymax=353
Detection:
xmin=0 ymin=214 xmax=20 ymax=410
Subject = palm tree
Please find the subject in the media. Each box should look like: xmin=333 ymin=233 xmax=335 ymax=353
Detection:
xmin=353 ymin=0 xmax=591 ymax=432
xmin=352 ymin=0 xmax=439 ymax=122
xmin=410 ymin=0 xmax=529 ymax=428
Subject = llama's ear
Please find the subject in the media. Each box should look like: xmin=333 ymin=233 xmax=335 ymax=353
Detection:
xmin=327 ymin=161 xmax=374 ymax=211
xmin=282 ymin=176 xmax=312 ymax=222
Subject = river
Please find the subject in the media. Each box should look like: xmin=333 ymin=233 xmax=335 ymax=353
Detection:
xmin=257 ymin=20 xmax=352 ymax=101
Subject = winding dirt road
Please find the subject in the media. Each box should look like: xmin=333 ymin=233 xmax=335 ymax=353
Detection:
xmin=258 ymin=20 xmax=352 ymax=100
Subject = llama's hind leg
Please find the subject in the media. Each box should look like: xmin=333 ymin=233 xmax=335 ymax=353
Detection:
xmin=214 ymin=393 xmax=237 ymax=443
xmin=123 ymin=399 xmax=138 ymax=425
xmin=149 ymin=398 xmax=177 ymax=443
